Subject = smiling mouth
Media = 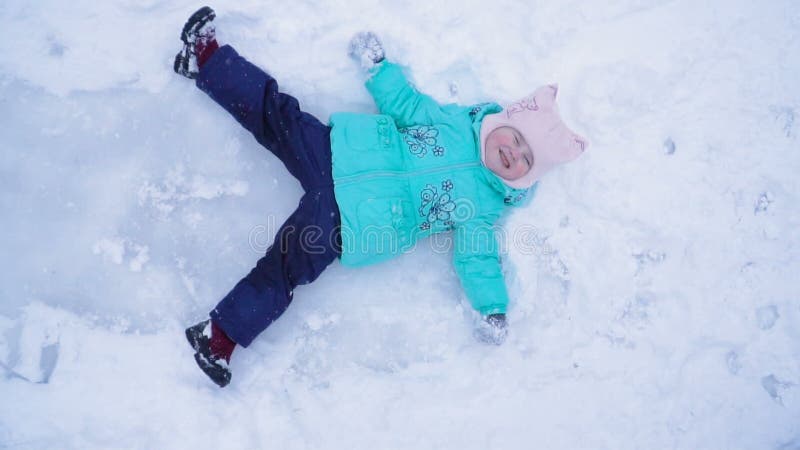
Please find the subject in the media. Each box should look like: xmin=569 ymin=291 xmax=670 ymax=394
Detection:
xmin=499 ymin=149 xmax=510 ymax=168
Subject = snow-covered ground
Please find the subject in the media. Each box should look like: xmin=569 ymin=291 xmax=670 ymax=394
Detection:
xmin=1 ymin=0 xmax=798 ymax=448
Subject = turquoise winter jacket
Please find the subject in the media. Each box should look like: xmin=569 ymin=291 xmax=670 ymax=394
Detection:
xmin=328 ymin=61 xmax=534 ymax=316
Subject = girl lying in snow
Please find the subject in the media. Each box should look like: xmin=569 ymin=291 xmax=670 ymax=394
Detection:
xmin=174 ymin=6 xmax=588 ymax=387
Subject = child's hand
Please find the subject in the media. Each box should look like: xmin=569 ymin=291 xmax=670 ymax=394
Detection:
xmin=348 ymin=31 xmax=385 ymax=69
xmin=474 ymin=313 xmax=508 ymax=345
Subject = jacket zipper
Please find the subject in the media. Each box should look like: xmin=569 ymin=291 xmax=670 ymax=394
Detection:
xmin=336 ymin=161 xmax=482 ymax=186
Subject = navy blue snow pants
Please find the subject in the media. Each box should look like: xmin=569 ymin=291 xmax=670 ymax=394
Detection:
xmin=197 ymin=45 xmax=341 ymax=347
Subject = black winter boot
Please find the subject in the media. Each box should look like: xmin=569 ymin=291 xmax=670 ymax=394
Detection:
xmin=185 ymin=319 xmax=232 ymax=387
xmin=173 ymin=6 xmax=216 ymax=79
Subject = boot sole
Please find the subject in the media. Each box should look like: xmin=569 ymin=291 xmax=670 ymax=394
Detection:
xmin=193 ymin=353 xmax=231 ymax=387
xmin=185 ymin=321 xmax=207 ymax=352
xmin=173 ymin=50 xmax=187 ymax=76
xmin=180 ymin=6 xmax=216 ymax=44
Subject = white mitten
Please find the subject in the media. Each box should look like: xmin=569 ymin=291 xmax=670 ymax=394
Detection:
xmin=474 ymin=314 xmax=508 ymax=345
xmin=348 ymin=31 xmax=385 ymax=69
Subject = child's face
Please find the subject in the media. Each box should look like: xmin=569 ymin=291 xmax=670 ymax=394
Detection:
xmin=483 ymin=126 xmax=533 ymax=180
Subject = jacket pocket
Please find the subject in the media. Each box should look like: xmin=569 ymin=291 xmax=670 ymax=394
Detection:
xmin=355 ymin=197 xmax=416 ymax=256
xmin=342 ymin=114 xmax=395 ymax=151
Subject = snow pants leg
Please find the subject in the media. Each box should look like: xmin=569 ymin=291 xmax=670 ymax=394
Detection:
xmin=196 ymin=45 xmax=341 ymax=347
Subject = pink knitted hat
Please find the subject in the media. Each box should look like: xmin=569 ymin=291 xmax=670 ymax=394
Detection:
xmin=479 ymin=84 xmax=588 ymax=189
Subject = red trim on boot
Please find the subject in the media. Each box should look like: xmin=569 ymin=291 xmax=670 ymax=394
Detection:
xmin=210 ymin=320 xmax=236 ymax=362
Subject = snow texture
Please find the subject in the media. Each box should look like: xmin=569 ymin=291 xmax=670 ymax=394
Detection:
xmin=1 ymin=0 xmax=798 ymax=449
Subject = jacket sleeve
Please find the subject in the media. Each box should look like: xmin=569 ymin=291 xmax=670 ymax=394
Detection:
xmin=365 ymin=60 xmax=445 ymax=127
xmin=452 ymin=216 xmax=510 ymax=316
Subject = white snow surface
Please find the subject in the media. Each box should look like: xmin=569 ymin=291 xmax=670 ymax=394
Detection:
xmin=1 ymin=0 xmax=799 ymax=449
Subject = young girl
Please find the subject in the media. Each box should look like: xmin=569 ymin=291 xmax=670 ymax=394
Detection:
xmin=175 ymin=7 xmax=588 ymax=387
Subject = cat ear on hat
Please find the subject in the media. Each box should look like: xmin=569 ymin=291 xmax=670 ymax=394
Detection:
xmin=565 ymin=132 xmax=589 ymax=161
xmin=532 ymin=84 xmax=559 ymax=108
xmin=505 ymin=85 xmax=556 ymax=118
xmin=541 ymin=83 xmax=589 ymax=160
xmin=550 ymin=119 xmax=589 ymax=163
